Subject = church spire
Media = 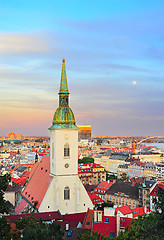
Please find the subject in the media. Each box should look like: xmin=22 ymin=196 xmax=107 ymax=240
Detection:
xmin=49 ymin=59 xmax=78 ymax=129
xmin=59 ymin=58 xmax=69 ymax=94
xmin=59 ymin=59 xmax=69 ymax=107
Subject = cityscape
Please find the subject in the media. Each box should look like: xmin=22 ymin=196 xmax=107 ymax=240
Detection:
xmin=1 ymin=1 xmax=164 ymax=240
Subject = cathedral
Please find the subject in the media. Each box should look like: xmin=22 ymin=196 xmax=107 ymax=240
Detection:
xmin=16 ymin=59 xmax=93 ymax=214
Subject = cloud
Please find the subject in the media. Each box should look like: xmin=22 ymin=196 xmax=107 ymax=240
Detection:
xmin=0 ymin=32 xmax=52 ymax=55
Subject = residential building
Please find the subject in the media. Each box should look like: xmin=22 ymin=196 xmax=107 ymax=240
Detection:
xmin=150 ymin=183 xmax=164 ymax=212
xmin=94 ymin=180 xmax=116 ymax=201
xmin=128 ymin=162 xmax=144 ymax=178
xmin=117 ymin=164 xmax=129 ymax=179
xmin=83 ymin=208 xmax=132 ymax=238
xmin=156 ymin=162 xmax=164 ymax=179
xmin=143 ymin=162 xmax=156 ymax=178
xmin=105 ymin=181 xmax=139 ymax=208
xmin=138 ymin=180 xmax=156 ymax=208
xmin=4 ymin=182 xmax=22 ymax=207
xmin=95 ymin=152 xmax=129 ymax=175
xmin=78 ymin=163 xmax=106 ymax=185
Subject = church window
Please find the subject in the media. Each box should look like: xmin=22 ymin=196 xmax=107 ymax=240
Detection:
xmin=64 ymin=186 xmax=70 ymax=200
xmin=64 ymin=143 xmax=70 ymax=158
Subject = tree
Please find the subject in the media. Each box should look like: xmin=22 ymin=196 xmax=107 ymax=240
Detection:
xmin=95 ymin=201 xmax=114 ymax=210
xmin=78 ymin=157 xmax=94 ymax=164
xmin=0 ymin=173 xmax=11 ymax=214
xmin=13 ymin=216 xmax=64 ymax=240
xmin=0 ymin=216 xmax=11 ymax=240
xmin=107 ymin=174 xmax=116 ymax=180
xmin=153 ymin=186 xmax=164 ymax=237
xmin=0 ymin=173 xmax=12 ymax=239
xmin=124 ymin=213 xmax=159 ymax=240
xmin=121 ymin=186 xmax=164 ymax=240
xmin=77 ymin=230 xmax=111 ymax=240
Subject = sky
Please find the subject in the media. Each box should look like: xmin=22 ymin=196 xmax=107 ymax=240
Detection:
xmin=1 ymin=0 xmax=164 ymax=137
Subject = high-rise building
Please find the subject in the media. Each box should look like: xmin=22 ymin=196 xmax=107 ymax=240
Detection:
xmin=77 ymin=125 xmax=92 ymax=141
xmin=8 ymin=132 xmax=16 ymax=140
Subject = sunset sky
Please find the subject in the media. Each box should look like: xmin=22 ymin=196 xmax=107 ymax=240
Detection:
xmin=1 ymin=0 xmax=164 ymax=136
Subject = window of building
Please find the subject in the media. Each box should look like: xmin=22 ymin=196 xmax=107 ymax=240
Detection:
xmin=64 ymin=186 xmax=70 ymax=200
xmin=110 ymin=232 xmax=115 ymax=237
xmin=113 ymin=196 xmax=115 ymax=201
xmin=64 ymin=143 xmax=70 ymax=158
xmin=105 ymin=218 xmax=109 ymax=223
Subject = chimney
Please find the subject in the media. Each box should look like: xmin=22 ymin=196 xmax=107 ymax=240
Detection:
xmin=98 ymin=211 xmax=102 ymax=222
xmin=116 ymin=211 xmax=120 ymax=237
xmin=65 ymin=221 xmax=69 ymax=231
xmin=144 ymin=205 xmax=147 ymax=213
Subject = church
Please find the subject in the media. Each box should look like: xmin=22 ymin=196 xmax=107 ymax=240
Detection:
xmin=16 ymin=59 xmax=93 ymax=214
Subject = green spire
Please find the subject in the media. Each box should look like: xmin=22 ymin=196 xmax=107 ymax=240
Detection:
xmin=59 ymin=58 xmax=69 ymax=94
xmin=49 ymin=59 xmax=79 ymax=130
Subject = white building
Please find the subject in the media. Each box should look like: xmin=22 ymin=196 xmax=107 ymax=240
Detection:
xmin=16 ymin=59 xmax=93 ymax=215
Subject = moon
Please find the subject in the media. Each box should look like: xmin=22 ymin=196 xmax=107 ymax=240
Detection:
xmin=132 ymin=80 xmax=137 ymax=85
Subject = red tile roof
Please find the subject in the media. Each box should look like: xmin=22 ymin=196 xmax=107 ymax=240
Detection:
xmin=62 ymin=212 xmax=86 ymax=227
xmin=6 ymin=211 xmax=62 ymax=224
xmin=15 ymin=199 xmax=28 ymax=214
xmin=94 ymin=180 xmax=115 ymax=195
xmin=93 ymin=214 xmax=132 ymax=237
xmin=132 ymin=206 xmax=151 ymax=218
xmin=83 ymin=209 xmax=94 ymax=229
xmin=150 ymin=184 xmax=164 ymax=197
xmin=115 ymin=205 xmax=133 ymax=215
xmin=20 ymin=155 xmax=53 ymax=210
xmin=12 ymin=177 xmax=27 ymax=187
xmin=88 ymin=192 xmax=104 ymax=204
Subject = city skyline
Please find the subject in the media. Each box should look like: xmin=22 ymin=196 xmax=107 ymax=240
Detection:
xmin=1 ymin=1 xmax=164 ymax=136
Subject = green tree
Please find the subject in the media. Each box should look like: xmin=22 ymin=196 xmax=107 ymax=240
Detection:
xmin=121 ymin=186 xmax=164 ymax=240
xmin=0 ymin=216 xmax=11 ymax=240
xmin=77 ymin=230 xmax=111 ymax=240
xmin=124 ymin=213 xmax=159 ymax=240
xmin=78 ymin=157 xmax=94 ymax=164
xmin=0 ymin=173 xmax=12 ymax=239
xmin=13 ymin=216 xmax=63 ymax=240
xmin=0 ymin=173 xmax=11 ymax=214
xmin=95 ymin=201 xmax=114 ymax=210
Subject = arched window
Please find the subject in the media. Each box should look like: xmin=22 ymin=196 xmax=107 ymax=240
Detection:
xmin=64 ymin=186 xmax=70 ymax=200
xmin=64 ymin=143 xmax=70 ymax=158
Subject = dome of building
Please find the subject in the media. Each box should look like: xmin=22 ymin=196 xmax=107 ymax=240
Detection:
xmin=53 ymin=106 xmax=75 ymax=125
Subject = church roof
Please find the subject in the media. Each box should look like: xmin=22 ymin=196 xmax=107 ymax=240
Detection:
xmin=20 ymin=155 xmax=53 ymax=210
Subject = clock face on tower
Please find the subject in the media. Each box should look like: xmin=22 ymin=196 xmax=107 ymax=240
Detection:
xmin=65 ymin=163 xmax=69 ymax=168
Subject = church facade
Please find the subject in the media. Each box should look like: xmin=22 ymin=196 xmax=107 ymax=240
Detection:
xmin=16 ymin=59 xmax=93 ymax=214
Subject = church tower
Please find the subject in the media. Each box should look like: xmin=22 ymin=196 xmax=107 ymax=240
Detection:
xmin=15 ymin=59 xmax=93 ymax=215
xmin=49 ymin=58 xmax=79 ymax=177
xmin=39 ymin=59 xmax=93 ymax=214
